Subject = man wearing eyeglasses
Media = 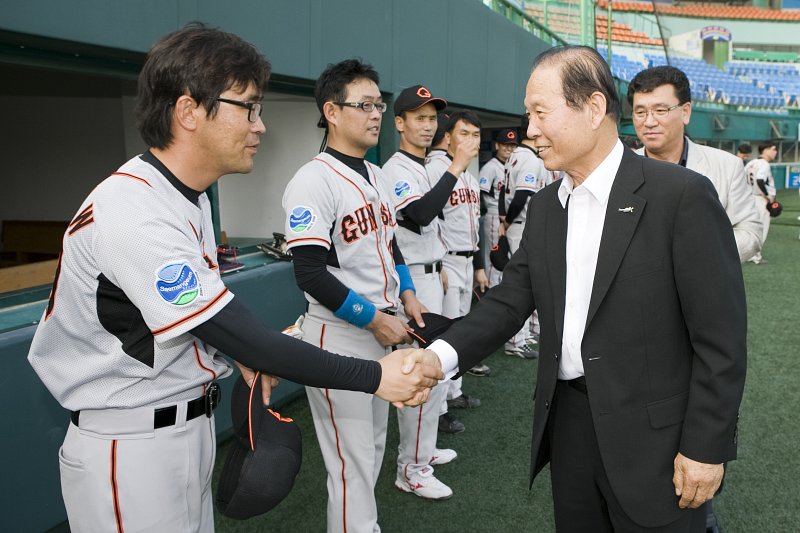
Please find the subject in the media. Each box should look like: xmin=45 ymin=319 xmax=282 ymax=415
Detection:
xmin=282 ymin=59 xmax=430 ymax=533
xmin=27 ymin=26 xmax=442 ymax=533
xmin=629 ymin=66 xmax=762 ymax=263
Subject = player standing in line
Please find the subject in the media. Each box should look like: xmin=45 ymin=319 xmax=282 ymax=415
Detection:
xmin=282 ymin=59 xmax=432 ymax=533
xmin=500 ymin=114 xmax=549 ymax=359
xmin=479 ymin=128 xmax=518 ymax=287
xmin=745 ymin=142 xmax=778 ymax=264
xmin=381 ymin=85 xmax=470 ymax=500
xmin=27 ymin=26 xmax=440 ymax=533
xmin=426 ymin=111 xmax=491 ymax=398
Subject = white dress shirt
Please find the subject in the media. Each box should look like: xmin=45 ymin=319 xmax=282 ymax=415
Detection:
xmin=430 ymin=140 xmax=624 ymax=379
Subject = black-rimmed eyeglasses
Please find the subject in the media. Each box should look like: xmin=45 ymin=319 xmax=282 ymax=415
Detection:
xmin=333 ymin=101 xmax=388 ymax=114
xmin=216 ymin=97 xmax=263 ymax=123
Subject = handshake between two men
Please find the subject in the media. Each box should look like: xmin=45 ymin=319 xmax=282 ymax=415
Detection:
xmin=376 ymin=347 xmax=443 ymax=408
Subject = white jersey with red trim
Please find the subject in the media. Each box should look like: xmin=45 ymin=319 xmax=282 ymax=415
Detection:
xmin=504 ymin=144 xmax=549 ymax=225
xmin=744 ymin=158 xmax=776 ymax=197
xmin=283 ymin=152 xmax=400 ymax=312
xmin=479 ymin=157 xmax=505 ymax=215
xmin=28 ymin=155 xmax=233 ymax=411
xmin=381 ymin=151 xmax=446 ymax=265
xmin=425 ymin=150 xmax=481 ymax=253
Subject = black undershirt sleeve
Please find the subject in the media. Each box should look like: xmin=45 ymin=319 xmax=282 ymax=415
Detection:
xmin=291 ymin=245 xmax=349 ymax=311
xmin=498 ymin=187 xmax=507 ymax=217
xmin=756 ymin=179 xmax=769 ymax=196
xmin=505 ymin=190 xmax=534 ymax=223
xmin=391 ymin=238 xmax=406 ymax=266
xmin=479 ymin=191 xmax=488 ymax=216
xmin=402 ymin=172 xmax=458 ymax=226
xmin=191 ymin=297 xmax=381 ymax=392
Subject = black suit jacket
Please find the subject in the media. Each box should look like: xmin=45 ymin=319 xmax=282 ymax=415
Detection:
xmin=439 ymin=148 xmax=747 ymax=527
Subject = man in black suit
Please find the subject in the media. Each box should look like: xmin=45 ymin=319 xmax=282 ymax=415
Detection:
xmin=419 ymin=46 xmax=747 ymax=531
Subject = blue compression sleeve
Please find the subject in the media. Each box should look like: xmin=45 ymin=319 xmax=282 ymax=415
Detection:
xmin=396 ymin=264 xmax=415 ymax=294
xmin=335 ymin=289 xmax=377 ymax=328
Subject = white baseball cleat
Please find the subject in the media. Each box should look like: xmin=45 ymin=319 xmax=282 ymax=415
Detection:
xmin=429 ymin=448 xmax=457 ymax=466
xmin=395 ymin=466 xmax=453 ymax=500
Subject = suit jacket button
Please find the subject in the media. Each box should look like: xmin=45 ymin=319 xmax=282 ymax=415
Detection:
xmin=554 ymin=353 xmax=559 ymax=359
xmin=545 ymin=401 xmax=550 ymax=410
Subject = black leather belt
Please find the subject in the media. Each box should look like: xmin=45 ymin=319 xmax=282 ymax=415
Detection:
xmin=380 ymin=308 xmax=397 ymax=316
xmin=70 ymin=382 xmax=221 ymax=429
xmin=448 ymin=251 xmax=474 ymax=258
xmin=424 ymin=261 xmax=442 ymax=274
xmin=559 ymin=376 xmax=587 ymax=395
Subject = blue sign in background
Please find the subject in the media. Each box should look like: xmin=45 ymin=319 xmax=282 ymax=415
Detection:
xmin=787 ymin=166 xmax=800 ymax=189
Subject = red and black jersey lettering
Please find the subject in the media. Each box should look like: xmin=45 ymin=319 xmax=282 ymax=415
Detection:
xmin=341 ymin=204 xmax=378 ymax=244
xmin=68 ymin=204 xmax=94 ymax=236
xmin=380 ymin=203 xmax=395 ymax=227
xmin=449 ymin=188 xmax=479 ymax=207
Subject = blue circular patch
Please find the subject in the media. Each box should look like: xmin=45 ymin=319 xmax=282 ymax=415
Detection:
xmin=394 ymin=181 xmax=412 ymax=199
xmin=156 ymin=263 xmax=199 ymax=305
xmin=289 ymin=206 xmax=316 ymax=233
xmin=524 ymin=174 xmax=536 ymax=184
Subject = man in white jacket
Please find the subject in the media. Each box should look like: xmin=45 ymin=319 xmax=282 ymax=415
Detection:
xmin=629 ymin=65 xmax=762 ymax=263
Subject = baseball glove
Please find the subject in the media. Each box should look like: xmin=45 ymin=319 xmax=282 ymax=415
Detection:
xmin=766 ymin=200 xmax=783 ymax=218
xmin=257 ymin=232 xmax=293 ymax=261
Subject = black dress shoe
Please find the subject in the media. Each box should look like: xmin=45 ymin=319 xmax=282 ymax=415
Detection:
xmin=438 ymin=413 xmax=465 ymax=434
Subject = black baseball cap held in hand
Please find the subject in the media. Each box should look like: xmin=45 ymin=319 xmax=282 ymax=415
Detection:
xmin=490 ymin=235 xmax=511 ymax=271
xmin=216 ymin=373 xmax=302 ymax=519
xmin=394 ymin=85 xmax=447 ymax=116
xmin=406 ymin=313 xmax=458 ymax=348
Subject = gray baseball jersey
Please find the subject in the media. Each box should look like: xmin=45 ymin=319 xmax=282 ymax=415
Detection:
xmin=479 ymin=157 xmax=505 ymax=215
xmin=381 ymin=151 xmax=447 ymax=265
xmin=745 ymin=158 xmax=776 ymax=197
xmin=28 ymin=154 xmax=233 ymax=411
xmin=504 ymin=145 xmax=549 ymax=225
xmin=283 ymin=152 xmax=400 ymax=314
xmin=425 ymin=150 xmax=481 ymax=253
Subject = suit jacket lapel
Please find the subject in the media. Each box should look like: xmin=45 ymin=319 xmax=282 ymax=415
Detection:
xmin=586 ymin=149 xmax=646 ymax=328
xmin=547 ymin=192 xmax=568 ymax=342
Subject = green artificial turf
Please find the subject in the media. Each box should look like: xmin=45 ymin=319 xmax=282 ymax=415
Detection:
xmin=215 ymin=189 xmax=800 ymax=533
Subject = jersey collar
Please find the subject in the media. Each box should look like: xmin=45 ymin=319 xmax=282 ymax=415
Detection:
xmin=140 ymin=150 xmax=201 ymax=206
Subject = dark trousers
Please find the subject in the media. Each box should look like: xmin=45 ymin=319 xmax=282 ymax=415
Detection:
xmin=548 ymin=380 xmax=707 ymax=532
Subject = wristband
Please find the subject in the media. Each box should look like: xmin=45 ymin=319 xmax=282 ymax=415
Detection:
xmin=334 ymin=289 xmax=376 ymax=328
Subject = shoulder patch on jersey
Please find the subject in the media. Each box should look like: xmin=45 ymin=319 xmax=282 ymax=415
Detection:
xmin=394 ymin=180 xmax=413 ymax=199
xmin=479 ymin=176 xmax=488 ymax=186
xmin=155 ymin=263 xmax=199 ymax=305
xmin=289 ymin=206 xmax=317 ymax=233
xmin=524 ymin=174 xmax=536 ymax=184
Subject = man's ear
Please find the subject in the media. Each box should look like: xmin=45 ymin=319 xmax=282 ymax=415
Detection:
xmin=174 ymin=94 xmax=200 ymax=132
xmin=395 ymin=115 xmax=405 ymax=134
xmin=588 ymin=92 xmax=608 ymax=130
xmin=323 ymin=101 xmax=339 ymax=129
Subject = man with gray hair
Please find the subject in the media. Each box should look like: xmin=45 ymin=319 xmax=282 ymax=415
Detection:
xmin=415 ymin=46 xmax=747 ymax=531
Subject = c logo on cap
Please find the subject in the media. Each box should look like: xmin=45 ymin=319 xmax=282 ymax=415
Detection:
xmin=507 ymin=132 xmax=516 ymax=139
xmin=417 ymin=87 xmax=432 ymax=98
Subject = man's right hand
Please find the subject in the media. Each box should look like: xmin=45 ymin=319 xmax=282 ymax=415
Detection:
xmin=366 ymin=310 xmax=412 ymax=347
xmin=376 ymin=348 xmax=444 ymax=408
xmin=448 ymin=137 xmax=480 ymax=176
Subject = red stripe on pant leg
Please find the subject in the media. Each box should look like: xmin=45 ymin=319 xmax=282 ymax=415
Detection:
xmin=415 ymin=405 xmax=423 ymax=465
xmin=110 ymin=440 xmax=124 ymax=533
xmin=320 ymin=324 xmax=347 ymax=533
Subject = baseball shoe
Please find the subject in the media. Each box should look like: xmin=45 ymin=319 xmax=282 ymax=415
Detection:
xmin=395 ymin=466 xmax=453 ymax=500
xmin=525 ymin=337 xmax=539 ymax=349
xmin=430 ymin=448 xmax=457 ymax=466
xmin=447 ymin=393 xmax=481 ymax=409
xmin=467 ymin=363 xmax=491 ymax=377
xmin=505 ymin=346 xmax=539 ymax=359
xmin=438 ymin=413 xmax=465 ymax=434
